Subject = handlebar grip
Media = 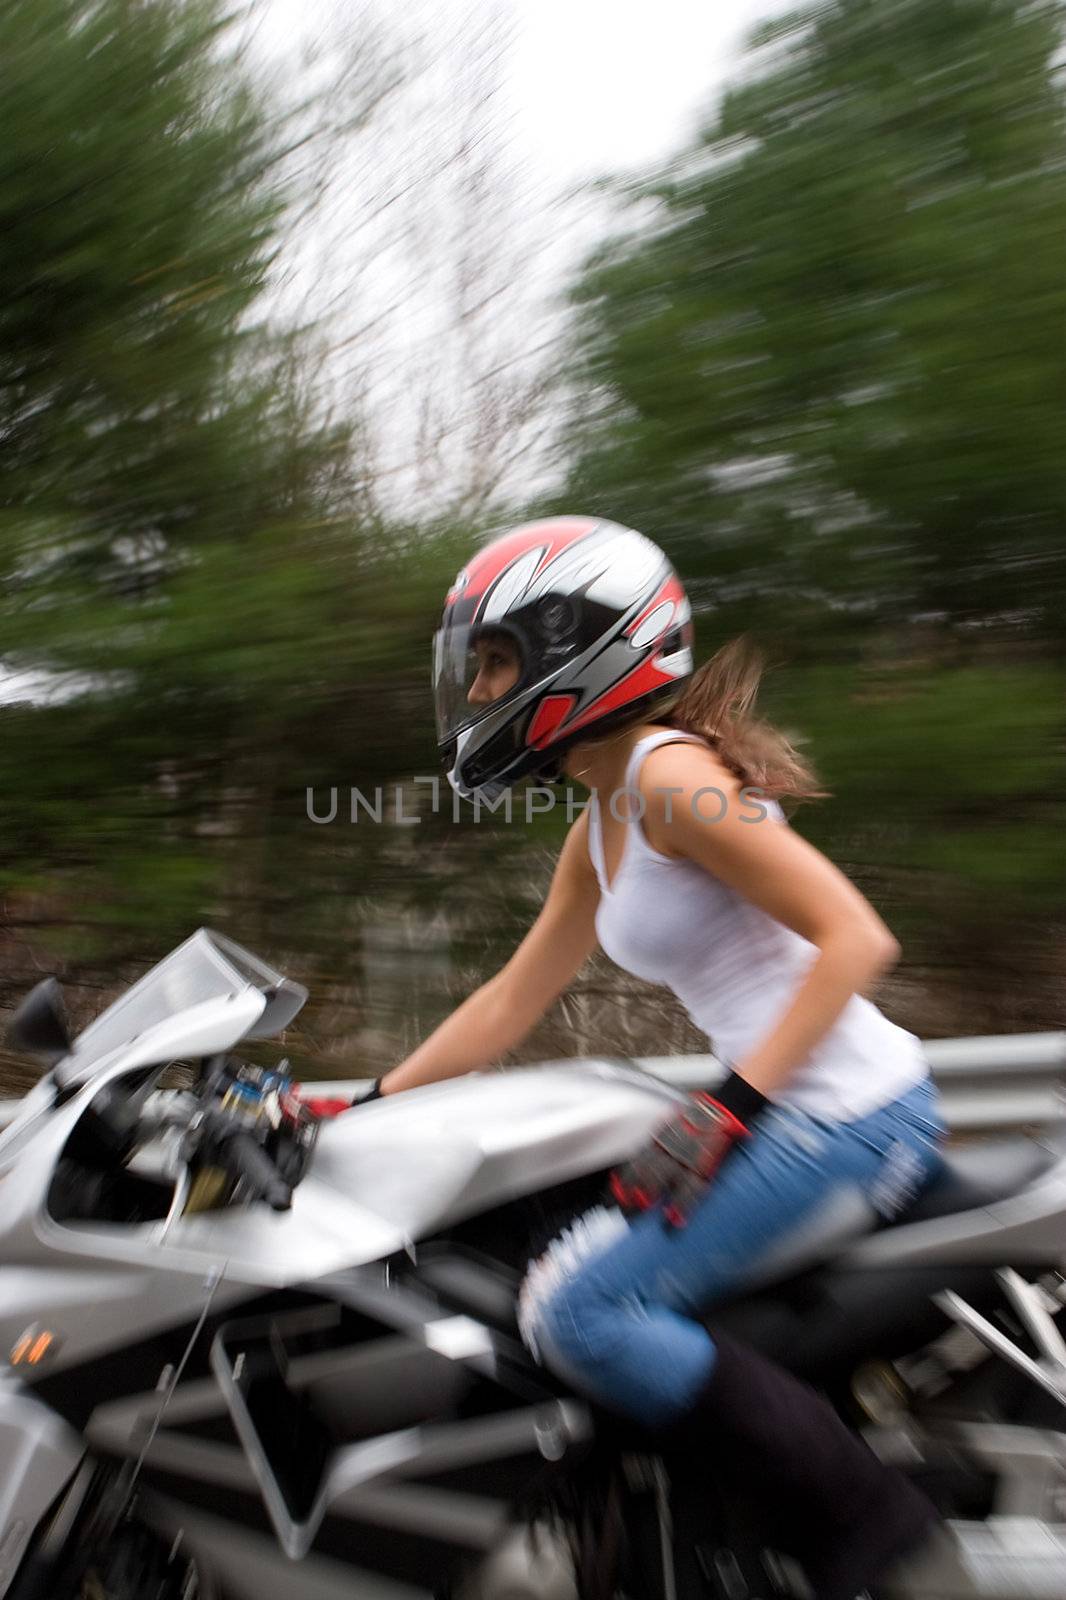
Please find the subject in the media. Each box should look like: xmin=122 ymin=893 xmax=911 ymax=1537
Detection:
xmin=226 ymin=1130 xmax=293 ymax=1211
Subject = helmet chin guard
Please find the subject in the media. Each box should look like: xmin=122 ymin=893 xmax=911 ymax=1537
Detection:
xmin=434 ymin=517 xmax=694 ymax=804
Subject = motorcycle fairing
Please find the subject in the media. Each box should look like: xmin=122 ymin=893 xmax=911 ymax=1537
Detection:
xmin=75 ymin=1261 xmax=590 ymax=1591
xmin=8 ymin=1066 xmax=1066 ymax=1384
xmin=0 ymin=1061 xmax=677 ymax=1379
xmin=0 ymin=1375 xmax=84 ymax=1589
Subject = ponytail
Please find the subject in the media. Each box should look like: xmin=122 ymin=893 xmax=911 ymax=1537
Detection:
xmin=664 ymin=635 xmax=831 ymax=810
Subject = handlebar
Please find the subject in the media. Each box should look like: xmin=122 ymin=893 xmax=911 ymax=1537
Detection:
xmin=197 ymin=1110 xmax=294 ymax=1211
xmin=225 ymin=1130 xmax=293 ymax=1212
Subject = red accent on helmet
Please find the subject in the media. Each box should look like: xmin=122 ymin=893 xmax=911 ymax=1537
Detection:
xmin=458 ymin=518 xmax=600 ymax=609
xmin=526 ymin=693 xmax=578 ymax=749
xmin=563 ymin=655 xmax=679 ymax=740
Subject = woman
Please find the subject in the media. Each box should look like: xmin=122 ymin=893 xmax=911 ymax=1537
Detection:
xmin=367 ymin=515 xmax=947 ymax=1599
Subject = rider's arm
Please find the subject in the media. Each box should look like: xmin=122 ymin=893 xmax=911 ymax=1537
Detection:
xmin=641 ymin=742 xmax=900 ymax=1100
xmin=377 ymin=812 xmax=601 ymax=1096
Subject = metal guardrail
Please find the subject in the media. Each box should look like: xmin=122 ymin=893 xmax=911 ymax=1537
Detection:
xmin=2 ymin=1032 xmax=1065 ymax=1134
xmin=644 ymin=1033 xmax=1066 ymax=1133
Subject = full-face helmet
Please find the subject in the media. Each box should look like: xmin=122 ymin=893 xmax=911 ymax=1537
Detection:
xmin=433 ymin=516 xmax=694 ymax=801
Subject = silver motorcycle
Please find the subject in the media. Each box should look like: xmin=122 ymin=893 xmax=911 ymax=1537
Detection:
xmin=1 ymin=927 xmax=1066 ymax=1600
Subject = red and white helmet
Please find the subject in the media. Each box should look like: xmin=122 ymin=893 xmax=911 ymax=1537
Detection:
xmin=434 ymin=516 xmax=694 ymax=801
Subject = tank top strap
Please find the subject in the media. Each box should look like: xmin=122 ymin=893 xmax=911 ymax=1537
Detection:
xmin=623 ymin=731 xmax=787 ymax=827
xmin=587 ymin=792 xmax=609 ymax=890
xmin=621 ymin=729 xmax=707 ymax=794
xmin=614 ymin=730 xmax=710 ymax=867
xmin=588 ymin=730 xmax=712 ymax=890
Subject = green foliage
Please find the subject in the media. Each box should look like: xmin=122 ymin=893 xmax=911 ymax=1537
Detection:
xmin=0 ymin=0 xmax=458 ymax=967
xmin=763 ymin=658 xmax=1066 ymax=906
xmin=0 ymin=0 xmax=283 ymax=626
xmin=557 ymin=0 xmax=1066 ymax=644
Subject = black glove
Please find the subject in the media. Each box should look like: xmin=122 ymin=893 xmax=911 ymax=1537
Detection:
xmin=609 ymin=1071 xmax=770 ymax=1228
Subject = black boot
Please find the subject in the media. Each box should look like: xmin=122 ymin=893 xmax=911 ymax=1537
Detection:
xmin=665 ymin=1332 xmax=939 ymax=1600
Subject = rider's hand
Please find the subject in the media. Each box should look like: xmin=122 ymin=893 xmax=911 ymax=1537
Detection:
xmin=608 ymin=1071 xmax=770 ymax=1228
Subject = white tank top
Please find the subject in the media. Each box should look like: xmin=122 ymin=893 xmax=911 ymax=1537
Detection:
xmin=587 ymin=730 xmax=928 ymax=1121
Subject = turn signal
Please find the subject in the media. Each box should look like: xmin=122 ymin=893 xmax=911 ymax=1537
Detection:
xmin=9 ymin=1327 xmax=58 ymax=1367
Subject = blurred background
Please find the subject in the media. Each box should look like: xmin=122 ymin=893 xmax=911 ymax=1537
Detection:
xmin=1 ymin=0 xmax=1064 ymax=1091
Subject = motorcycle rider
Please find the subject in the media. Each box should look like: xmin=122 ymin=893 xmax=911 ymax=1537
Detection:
xmin=368 ymin=515 xmax=948 ymax=1598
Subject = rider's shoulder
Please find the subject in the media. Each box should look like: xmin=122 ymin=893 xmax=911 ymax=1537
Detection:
xmin=638 ymin=731 xmax=738 ymax=796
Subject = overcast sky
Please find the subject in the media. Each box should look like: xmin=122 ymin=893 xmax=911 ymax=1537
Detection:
xmin=253 ymin=0 xmax=791 ymax=509
xmin=506 ymin=0 xmax=779 ymax=182
xmin=257 ymin=0 xmax=782 ymax=186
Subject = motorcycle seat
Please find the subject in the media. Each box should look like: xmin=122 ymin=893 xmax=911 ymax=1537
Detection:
xmin=895 ymin=1134 xmax=1057 ymax=1224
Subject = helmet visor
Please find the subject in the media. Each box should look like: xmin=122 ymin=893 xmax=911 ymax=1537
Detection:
xmin=432 ymin=620 xmax=526 ymax=746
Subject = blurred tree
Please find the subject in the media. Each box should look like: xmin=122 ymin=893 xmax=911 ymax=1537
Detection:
xmin=538 ymin=0 xmax=1066 ymax=1017
xmin=0 ymin=0 xmax=566 ymax=1077
xmin=555 ymin=0 xmax=1066 ymax=649
xmin=269 ymin=1 xmax=569 ymax=525
xmin=1 ymin=0 xmax=288 ymax=637
xmin=0 ymin=0 xmax=459 ymax=967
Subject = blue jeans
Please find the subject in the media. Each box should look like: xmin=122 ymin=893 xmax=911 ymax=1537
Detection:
xmin=533 ymin=1075 xmax=948 ymax=1428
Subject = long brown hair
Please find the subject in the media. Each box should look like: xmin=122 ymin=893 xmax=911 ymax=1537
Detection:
xmin=663 ymin=635 xmax=831 ymax=810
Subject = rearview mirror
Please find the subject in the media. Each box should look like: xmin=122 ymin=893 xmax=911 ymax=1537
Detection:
xmin=6 ymin=977 xmax=73 ymax=1065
